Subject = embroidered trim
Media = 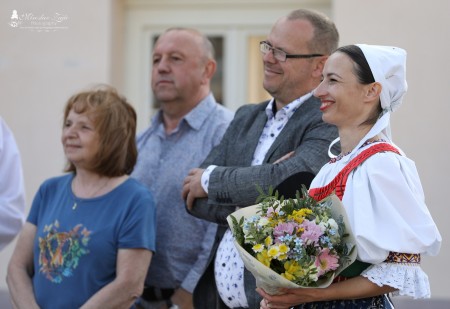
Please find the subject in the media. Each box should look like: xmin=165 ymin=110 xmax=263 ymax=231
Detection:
xmin=309 ymin=143 xmax=400 ymax=201
xmin=385 ymin=252 xmax=421 ymax=264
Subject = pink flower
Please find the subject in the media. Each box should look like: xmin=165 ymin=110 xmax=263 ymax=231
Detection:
xmin=300 ymin=220 xmax=323 ymax=245
xmin=315 ymin=248 xmax=339 ymax=276
xmin=273 ymin=222 xmax=296 ymax=243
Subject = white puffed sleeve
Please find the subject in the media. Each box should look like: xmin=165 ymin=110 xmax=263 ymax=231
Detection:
xmin=345 ymin=152 xmax=440 ymax=261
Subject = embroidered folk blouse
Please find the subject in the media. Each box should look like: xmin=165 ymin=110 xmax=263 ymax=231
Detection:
xmin=309 ymin=141 xmax=441 ymax=298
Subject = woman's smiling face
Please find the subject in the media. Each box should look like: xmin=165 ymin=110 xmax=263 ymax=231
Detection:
xmin=313 ymin=52 xmax=373 ymax=129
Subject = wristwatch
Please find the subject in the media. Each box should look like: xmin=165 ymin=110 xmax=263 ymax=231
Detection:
xmin=165 ymin=299 xmax=180 ymax=309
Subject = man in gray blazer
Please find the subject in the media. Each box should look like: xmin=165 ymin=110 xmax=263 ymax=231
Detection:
xmin=182 ymin=9 xmax=339 ymax=309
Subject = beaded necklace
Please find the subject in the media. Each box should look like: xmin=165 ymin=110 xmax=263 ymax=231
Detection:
xmin=329 ymin=138 xmax=386 ymax=163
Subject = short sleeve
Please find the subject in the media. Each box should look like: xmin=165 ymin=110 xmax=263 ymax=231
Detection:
xmin=117 ymin=185 xmax=156 ymax=252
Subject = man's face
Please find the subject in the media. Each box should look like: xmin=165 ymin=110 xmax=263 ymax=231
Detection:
xmin=151 ymin=30 xmax=207 ymax=104
xmin=262 ymin=18 xmax=320 ymax=105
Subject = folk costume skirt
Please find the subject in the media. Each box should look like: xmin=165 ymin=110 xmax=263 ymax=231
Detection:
xmin=293 ymin=294 xmax=394 ymax=309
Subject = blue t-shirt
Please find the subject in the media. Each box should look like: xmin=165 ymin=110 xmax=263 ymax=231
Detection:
xmin=27 ymin=174 xmax=156 ymax=309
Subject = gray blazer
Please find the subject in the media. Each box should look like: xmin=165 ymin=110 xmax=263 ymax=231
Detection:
xmin=191 ymin=97 xmax=339 ymax=309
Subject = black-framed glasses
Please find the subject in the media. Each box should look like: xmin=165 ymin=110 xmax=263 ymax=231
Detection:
xmin=259 ymin=41 xmax=324 ymax=62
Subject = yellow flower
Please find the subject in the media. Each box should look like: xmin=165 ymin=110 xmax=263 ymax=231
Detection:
xmin=264 ymin=236 xmax=273 ymax=247
xmin=279 ymin=243 xmax=289 ymax=254
xmin=303 ymin=208 xmax=313 ymax=215
xmin=265 ymin=217 xmax=277 ymax=227
xmin=257 ymin=250 xmax=271 ymax=267
xmin=278 ymin=253 xmax=288 ymax=261
xmin=281 ymin=271 xmax=295 ymax=281
xmin=252 ymin=243 xmax=264 ymax=253
xmin=267 ymin=245 xmax=280 ymax=258
xmin=288 ymin=208 xmax=312 ymax=224
xmin=276 ymin=244 xmax=290 ymax=260
xmin=283 ymin=260 xmax=304 ymax=279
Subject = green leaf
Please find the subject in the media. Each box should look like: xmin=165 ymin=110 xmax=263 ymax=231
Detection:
xmin=229 ymin=215 xmax=245 ymax=245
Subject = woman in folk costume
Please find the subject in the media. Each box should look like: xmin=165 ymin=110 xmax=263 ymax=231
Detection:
xmin=258 ymin=44 xmax=442 ymax=308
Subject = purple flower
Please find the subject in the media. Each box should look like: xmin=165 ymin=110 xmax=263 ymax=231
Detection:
xmin=273 ymin=222 xmax=296 ymax=243
xmin=300 ymin=220 xmax=324 ymax=245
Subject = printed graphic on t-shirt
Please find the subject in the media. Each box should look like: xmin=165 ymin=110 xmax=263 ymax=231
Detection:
xmin=38 ymin=220 xmax=91 ymax=283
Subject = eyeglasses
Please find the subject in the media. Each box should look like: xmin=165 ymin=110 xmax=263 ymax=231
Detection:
xmin=259 ymin=41 xmax=324 ymax=62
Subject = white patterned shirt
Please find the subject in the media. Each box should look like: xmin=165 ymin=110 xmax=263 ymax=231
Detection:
xmin=205 ymin=93 xmax=311 ymax=308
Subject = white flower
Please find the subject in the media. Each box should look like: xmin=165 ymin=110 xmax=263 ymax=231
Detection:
xmin=308 ymin=265 xmax=319 ymax=281
xmin=258 ymin=217 xmax=270 ymax=226
xmin=318 ymin=218 xmax=338 ymax=233
xmin=327 ymin=218 xmax=338 ymax=230
xmin=318 ymin=221 xmax=328 ymax=232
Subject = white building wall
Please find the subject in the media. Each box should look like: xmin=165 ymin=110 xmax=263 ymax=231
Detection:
xmin=0 ymin=0 xmax=115 ymax=291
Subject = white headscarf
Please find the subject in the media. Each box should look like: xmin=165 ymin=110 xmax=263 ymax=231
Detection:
xmin=328 ymin=44 xmax=408 ymax=158
xmin=358 ymin=44 xmax=408 ymax=113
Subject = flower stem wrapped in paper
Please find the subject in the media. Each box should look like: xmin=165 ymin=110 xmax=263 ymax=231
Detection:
xmin=227 ymin=186 xmax=357 ymax=295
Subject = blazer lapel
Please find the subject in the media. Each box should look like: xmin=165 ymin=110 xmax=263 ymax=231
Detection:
xmin=242 ymin=108 xmax=268 ymax=164
xmin=263 ymin=97 xmax=314 ymax=163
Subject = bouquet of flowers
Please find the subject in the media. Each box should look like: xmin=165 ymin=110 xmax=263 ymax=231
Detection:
xmin=227 ymin=186 xmax=356 ymax=295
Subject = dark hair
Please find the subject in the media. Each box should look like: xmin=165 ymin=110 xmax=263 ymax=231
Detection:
xmin=336 ymin=45 xmax=375 ymax=84
xmin=63 ymin=85 xmax=137 ymax=176
xmin=287 ymin=9 xmax=339 ymax=55
xmin=336 ymin=45 xmax=382 ymax=123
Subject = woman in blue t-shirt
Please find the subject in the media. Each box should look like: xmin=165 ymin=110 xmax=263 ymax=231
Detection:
xmin=7 ymin=85 xmax=156 ymax=309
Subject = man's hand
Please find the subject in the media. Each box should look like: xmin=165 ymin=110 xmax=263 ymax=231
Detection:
xmin=274 ymin=151 xmax=295 ymax=164
xmin=182 ymin=168 xmax=207 ymax=210
xmin=170 ymin=287 xmax=193 ymax=309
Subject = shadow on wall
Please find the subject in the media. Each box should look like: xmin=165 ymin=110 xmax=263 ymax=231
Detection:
xmin=0 ymin=289 xmax=449 ymax=308
xmin=393 ymin=297 xmax=450 ymax=309
xmin=0 ymin=290 xmax=12 ymax=309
